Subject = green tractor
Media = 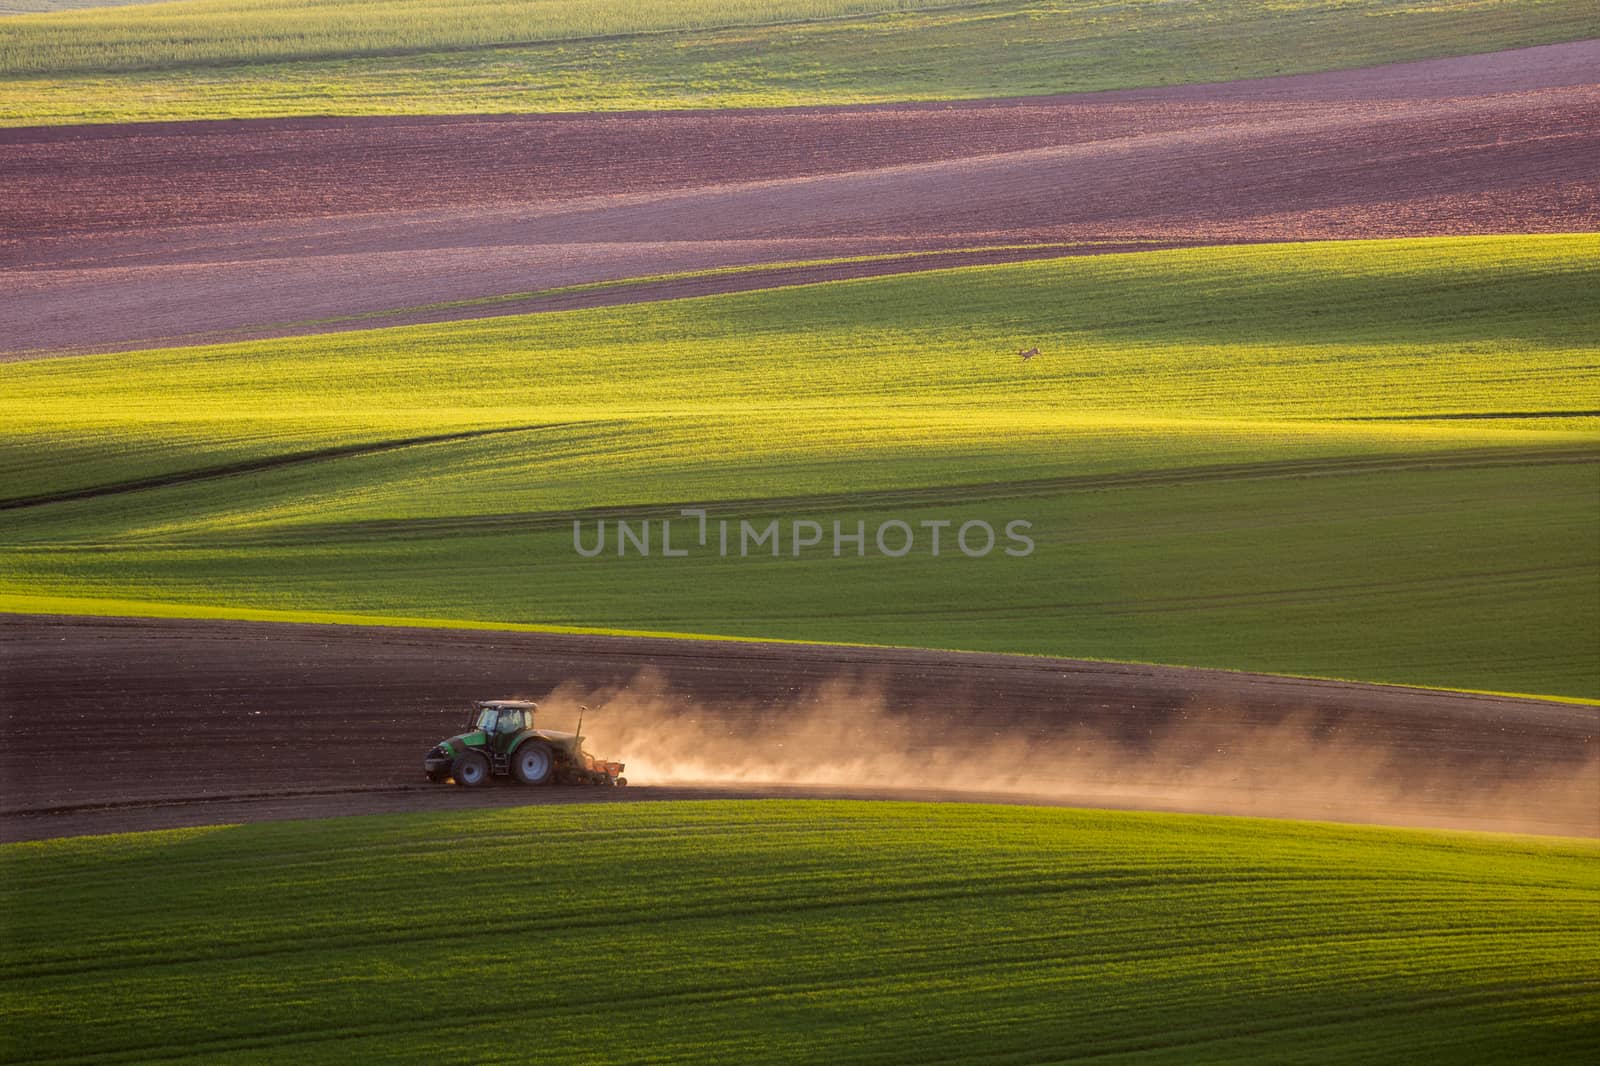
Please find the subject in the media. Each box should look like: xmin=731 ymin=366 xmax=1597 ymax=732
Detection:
xmin=423 ymin=700 xmax=626 ymax=788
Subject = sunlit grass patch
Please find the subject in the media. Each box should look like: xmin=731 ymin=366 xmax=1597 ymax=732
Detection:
xmin=2 ymin=235 xmax=1596 ymax=695
xmin=4 ymin=0 xmax=1597 ymax=124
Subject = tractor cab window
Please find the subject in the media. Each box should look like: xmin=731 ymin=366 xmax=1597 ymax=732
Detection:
xmin=474 ymin=708 xmax=498 ymax=732
xmin=497 ymin=708 xmax=525 ymax=734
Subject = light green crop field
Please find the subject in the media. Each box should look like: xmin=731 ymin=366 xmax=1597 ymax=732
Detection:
xmin=2 ymin=235 xmax=1597 ymax=696
xmin=4 ymin=0 xmax=1598 ymax=125
xmin=2 ymin=0 xmax=941 ymax=71
xmin=2 ymin=801 xmax=1597 ymax=1064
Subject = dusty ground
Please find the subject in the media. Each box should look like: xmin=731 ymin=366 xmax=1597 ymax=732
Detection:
xmin=3 ymin=40 xmax=1596 ymax=358
xmin=1 ymin=614 xmax=1593 ymax=842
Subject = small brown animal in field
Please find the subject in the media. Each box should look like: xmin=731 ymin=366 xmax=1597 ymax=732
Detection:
xmin=1018 ymin=346 xmax=1040 ymax=360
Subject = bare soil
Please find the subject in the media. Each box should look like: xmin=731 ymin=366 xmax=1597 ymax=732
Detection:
xmin=2 ymin=40 xmax=1595 ymax=358
xmin=2 ymin=614 xmax=1593 ymax=841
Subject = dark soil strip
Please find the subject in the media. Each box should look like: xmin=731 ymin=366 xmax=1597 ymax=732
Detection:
xmin=1 ymin=614 xmax=1593 ymax=841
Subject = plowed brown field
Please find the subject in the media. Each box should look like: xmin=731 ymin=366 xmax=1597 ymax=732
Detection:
xmin=2 ymin=615 xmax=1594 ymax=842
xmin=3 ymin=40 xmax=1596 ymax=358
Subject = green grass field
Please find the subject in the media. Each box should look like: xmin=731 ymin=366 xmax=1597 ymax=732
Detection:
xmin=2 ymin=235 xmax=1597 ymax=696
xmin=2 ymin=801 xmax=1596 ymax=1064
xmin=1 ymin=0 xmax=943 ymax=71
xmin=5 ymin=0 xmax=1598 ymax=125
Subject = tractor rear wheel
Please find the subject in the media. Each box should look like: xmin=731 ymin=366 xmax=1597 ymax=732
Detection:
xmin=512 ymin=741 xmax=555 ymax=786
xmin=452 ymin=750 xmax=491 ymax=788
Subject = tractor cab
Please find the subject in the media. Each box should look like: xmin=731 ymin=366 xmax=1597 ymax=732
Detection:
xmin=473 ymin=700 xmax=536 ymax=751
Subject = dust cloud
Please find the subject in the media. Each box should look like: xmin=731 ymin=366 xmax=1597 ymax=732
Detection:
xmin=532 ymin=670 xmax=1599 ymax=838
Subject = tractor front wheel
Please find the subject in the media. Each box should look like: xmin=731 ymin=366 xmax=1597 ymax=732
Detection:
xmin=453 ymin=751 xmax=491 ymax=788
xmin=512 ymin=741 xmax=555 ymax=786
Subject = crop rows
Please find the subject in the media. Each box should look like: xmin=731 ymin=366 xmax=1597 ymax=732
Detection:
xmin=2 ymin=801 xmax=1596 ymax=1064
xmin=5 ymin=0 xmax=1598 ymax=124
